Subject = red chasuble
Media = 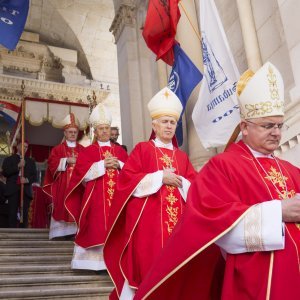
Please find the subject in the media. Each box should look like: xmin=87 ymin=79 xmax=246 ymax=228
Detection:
xmin=43 ymin=142 xmax=84 ymax=222
xmin=65 ymin=142 xmax=128 ymax=248
xmin=103 ymin=141 xmax=196 ymax=299
xmin=134 ymin=140 xmax=300 ymax=300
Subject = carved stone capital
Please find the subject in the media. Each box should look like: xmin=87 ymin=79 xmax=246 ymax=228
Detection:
xmin=0 ymin=74 xmax=109 ymax=104
xmin=110 ymin=3 xmax=136 ymax=42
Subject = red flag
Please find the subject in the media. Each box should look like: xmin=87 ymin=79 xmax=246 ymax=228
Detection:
xmin=142 ymin=0 xmax=181 ymax=66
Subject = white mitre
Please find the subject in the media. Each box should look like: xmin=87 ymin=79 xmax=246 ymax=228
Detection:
xmin=147 ymin=87 xmax=183 ymax=121
xmin=59 ymin=113 xmax=79 ymax=129
xmin=237 ymin=61 xmax=284 ymax=120
xmin=89 ymin=103 xmax=112 ymax=127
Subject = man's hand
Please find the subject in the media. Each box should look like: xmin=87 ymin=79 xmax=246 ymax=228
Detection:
xmin=20 ymin=177 xmax=29 ymax=184
xmin=67 ymin=157 xmax=76 ymax=164
xmin=104 ymin=157 xmax=120 ymax=169
xmin=18 ymin=159 xmax=25 ymax=168
xmin=162 ymin=169 xmax=182 ymax=188
xmin=282 ymin=194 xmax=300 ymax=222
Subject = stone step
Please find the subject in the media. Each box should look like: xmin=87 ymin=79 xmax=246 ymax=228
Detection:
xmin=0 ymin=264 xmax=95 ymax=276
xmin=0 ymin=240 xmax=73 ymax=248
xmin=0 ymin=286 xmax=112 ymax=299
xmin=0 ymin=228 xmax=113 ymax=299
xmin=0 ymin=228 xmax=49 ymax=233
xmin=0 ymin=255 xmax=72 ymax=264
xmin=0 ymin=232 xmax=49 ymax=240
xmin=0 ymin=247 xmax=73 ymax=255
xmin=0 ymin=275 xmax=113 ymax=291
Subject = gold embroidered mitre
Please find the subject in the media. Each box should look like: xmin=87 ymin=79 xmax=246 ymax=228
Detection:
xmin=89 ymin=103 xmax=112 ymax=127
xmin=148 ymin=87 xmax=183 ymax=121
xmin=237 ymin=62 xmax=284 ymax=120
xmin=60 ymin=113 xmax=79 ymax=129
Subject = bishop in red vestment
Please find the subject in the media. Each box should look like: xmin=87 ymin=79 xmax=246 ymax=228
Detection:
xmin=43 ymin=113 xmax=84 ymax=239
xmin=104 ymin=87 xmax=196 ymax=299
xmin=65 ymin=103 xmax=128 ymax=270
xmin=134 ymin=62 xmax=300 ymax=300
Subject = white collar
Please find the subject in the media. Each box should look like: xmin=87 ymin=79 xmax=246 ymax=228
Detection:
xmin=97 ymin=140 xmax=111 ymax=147
xmin=246 ymin=144 xmax=274 ymax=159
xmin=66 ymin=140 xmax=76 ymax=148
xmin=154 ymin=138 xmax=173 ymax=150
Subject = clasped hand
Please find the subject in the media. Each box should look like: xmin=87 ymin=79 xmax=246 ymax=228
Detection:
xmin=18 ymin=159 xmax=25 ymax=168
xmin=281 ymin=193 xmax=300 ymax=223
xmin=20 ymin=177 xmax=28 ymax=184
xmin=162 ymin=169 xmax=182 ymax=188
xmin=67 ymin=157 xmax=77 ymax=164
xmin=104 ymin=157 xmax=119 ymax=169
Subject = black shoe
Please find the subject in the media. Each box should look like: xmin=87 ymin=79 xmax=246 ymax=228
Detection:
xmin=63 ymin=234 xmax=75 ymax=241
xmin=95 ymin=270 xmax=108 ymax=275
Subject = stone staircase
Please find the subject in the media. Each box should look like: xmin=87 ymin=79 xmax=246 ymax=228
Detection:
xmin=0 ymin=228 xmax=114 ymax=299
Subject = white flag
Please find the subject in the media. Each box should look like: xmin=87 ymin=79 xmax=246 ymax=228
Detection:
xmin=192 ymin=0 xmax=240 ymax=148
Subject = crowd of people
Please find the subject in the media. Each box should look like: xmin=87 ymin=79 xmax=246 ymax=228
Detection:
xmin=1 ymin=61 xmax=300 ymax=299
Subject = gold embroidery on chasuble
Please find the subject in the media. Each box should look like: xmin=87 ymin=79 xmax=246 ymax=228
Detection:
xmin=264 ymin=165 xmax=299 ymax=229
xmin=103 ymin=150 xmax=113 ymax=159
xmin=101 ymin=148 xmax=116 ymax=208
xmin=158 ymin=151 xmax=180 ymax=236
xmin=264 ymin=166 xmax=296 ymax=200
xmin=159 ymin=153 xmax=174 ymax=169
xmin=106 ymin=169 xmax=116 ymax=207
xmin=165 ymin=185 xmax=179 ymax=234
xmin=66 ymin=146 xmax=79 ymax=183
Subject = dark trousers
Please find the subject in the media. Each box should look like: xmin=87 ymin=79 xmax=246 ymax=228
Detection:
xmin=7 ymin=192 xmax=31 ymax=228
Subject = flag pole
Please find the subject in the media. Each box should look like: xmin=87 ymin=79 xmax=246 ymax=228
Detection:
xmin=224 ymin=124 xmax=240 ymax=151
xmin=20 ymin=80 xmax=26 ymax=225
xmin=178 ymin=2 xmax=201 ymax=41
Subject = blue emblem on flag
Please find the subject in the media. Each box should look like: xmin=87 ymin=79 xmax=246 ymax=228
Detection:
xmin=168 ymin=44 xmax=203 ymax=146
xmin=201 ymin=32 xmax=227 ymax=93
xmin=0 ymin=0 xmax=29 ymax=50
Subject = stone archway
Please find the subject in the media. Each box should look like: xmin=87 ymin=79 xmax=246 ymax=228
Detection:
xmin=23 ymin=0 xmax=124 ymax=142
xmin=25 ymin=0 xmax=118 ymax=82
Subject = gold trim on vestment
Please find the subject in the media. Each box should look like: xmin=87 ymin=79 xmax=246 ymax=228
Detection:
xmin=64 ymin=144 xmax=100 ymax=225
xmin=142 ymin=207 xmax=253 ymax=299
xmin=64 ymin=164 xmax=97 ymax=226
xmin=143 ymin=146 xmax=289 ymax=299
xmin=77 ymin=181 xmax=96 ymax=231
xmin=244 ymin=204 xmax=264 ymax=251
xmin=266 ymin=251 xmax=274 ymax=300
xmin=285 ymin=226 xmax=300 ymax=272
xmin=119 ymin=197 xmax=150 ymax=291
xmin=104 ymin=181 xmax=144 ymax=298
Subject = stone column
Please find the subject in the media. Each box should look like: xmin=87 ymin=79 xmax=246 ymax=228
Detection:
xmin=176 ymin=0 xmax=216 ymax=169
xmin=276 ymin=0 xmax=300 ymax=103
xmin=275 ymin=0 xmax=300 ymax=164
xmin=110 ymin=1 xmax=159 ymax=151
xmin=236 ymin=0 xmax=262 ymax=71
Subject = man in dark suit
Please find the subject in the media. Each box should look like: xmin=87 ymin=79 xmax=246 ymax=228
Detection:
xmin=0 ymin=169 xmax=8 ymax=227
xmin=2 ymin=141 xmax=37 ymax=228
xmin=110 ymin=126 xmax=128 ymax=152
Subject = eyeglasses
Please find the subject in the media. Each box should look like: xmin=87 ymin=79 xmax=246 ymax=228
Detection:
xmin=246 ymin=120 xmax=289 ymax=131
